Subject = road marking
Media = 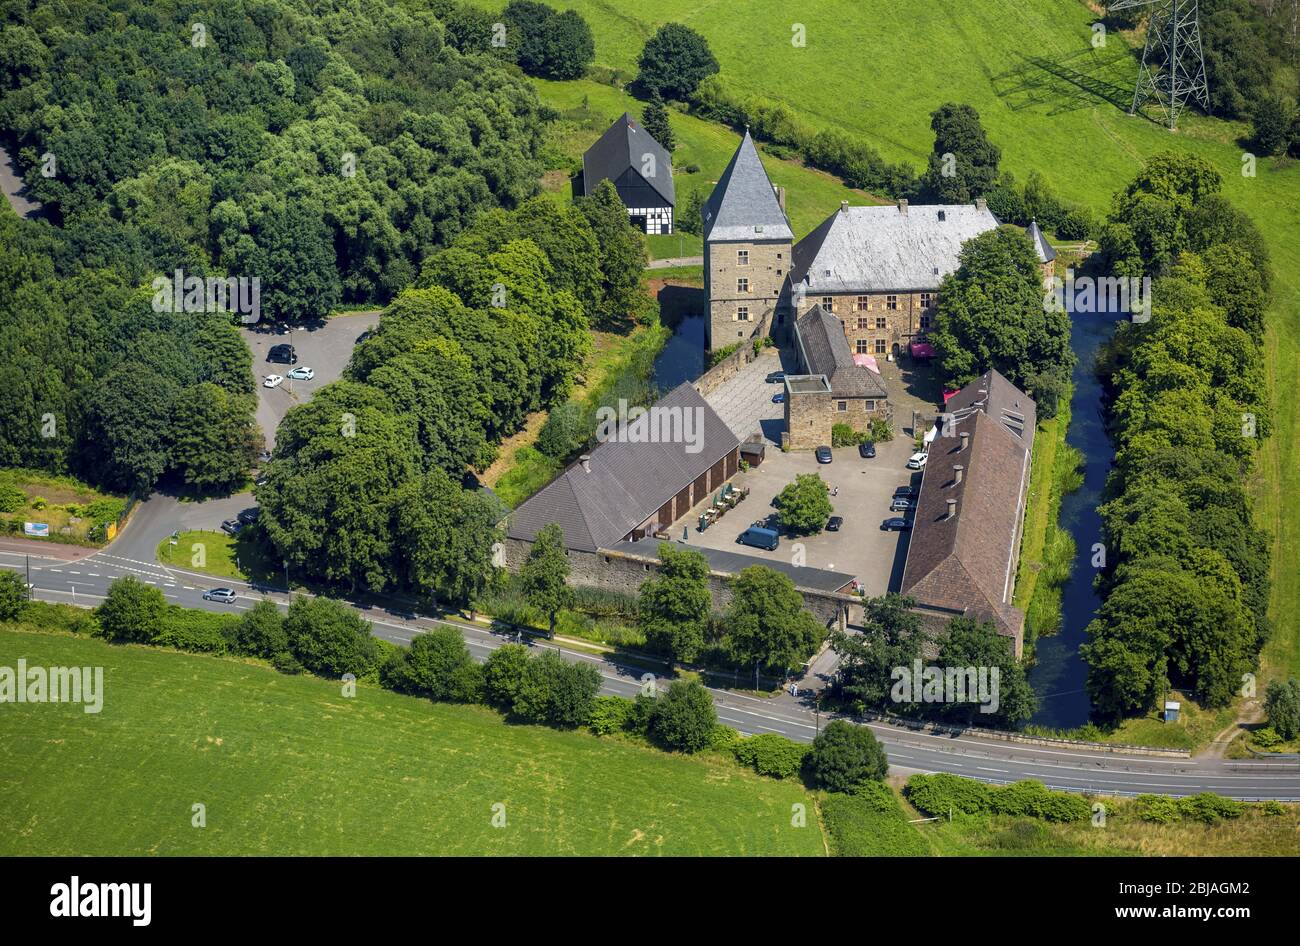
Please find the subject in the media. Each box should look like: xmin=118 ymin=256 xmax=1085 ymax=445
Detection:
xmin=977 ymin=766 xmax=1010 ymax=773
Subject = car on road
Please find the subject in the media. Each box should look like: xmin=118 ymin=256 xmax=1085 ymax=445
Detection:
xmin=772 ymin=391 xmax=785 ymax=404
xmin=263 ymin=374 xmax=284 ymax=388
xmin=890 ymin=497 xmax=915 ymax=512
xmin=826 ymin=515 xmax=844 ymax=531
xmin=237 ymin=508 xmax=260 ymax=526
xmin=766 ymin=371 xmax=786 ymax=384
xmin=737 ymin=525 xmax=781 ymax=551
xmin=906 ymin=451 xmax=928 ymax=469
xmin=893 ymin=485 xmax=917 ymax=499
xmin=286 ymin=366 xmax=315 ymax=381
xmin=202 ymin=588 xmax=237 ymax=603
xmin=858 ymin=441 xmax=876 ymax=459
xmin=220 ymin=519 xmax=242 ymax=536
xmin=881 ymin=517 xmax=913 ymax=532
xmin=267 ymin=343 xmax=297 ymax=364
xmin=815 ymin=445 xmax=833 ymax=464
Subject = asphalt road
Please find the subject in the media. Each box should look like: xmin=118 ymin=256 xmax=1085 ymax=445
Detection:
xmin=4 ymin=535 xmax=1298 ymax=801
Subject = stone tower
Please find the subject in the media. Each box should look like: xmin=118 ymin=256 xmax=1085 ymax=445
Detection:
xmin=701 ymin=130 xmax=793 ymax=352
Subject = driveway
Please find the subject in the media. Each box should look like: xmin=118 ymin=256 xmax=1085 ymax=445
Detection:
xmin=704 ymin=347 xmax=793 ymax=446
xmin=674 ymin=436 xmax=919 ymax=597
xmin=242 ymin=311 xmax=380 ymax=451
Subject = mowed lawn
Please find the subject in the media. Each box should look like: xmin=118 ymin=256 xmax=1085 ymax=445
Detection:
xmin=485 ymin=0 xmax=1300 ymax=676
xmin=0 ymin=630 xmax=825 ymax=856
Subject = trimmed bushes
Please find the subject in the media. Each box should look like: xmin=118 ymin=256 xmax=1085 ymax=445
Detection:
xmin=731 ymin=733 xmax=809 ymax=779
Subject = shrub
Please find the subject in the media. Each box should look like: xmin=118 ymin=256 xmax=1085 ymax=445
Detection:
xmin=96 ymin=576 xmax=167 ymax=643
xmin=848 ymin=779 xmax=898 ymax=812
xmin=1264 ymin=678 xmax=1300 ymax=741
xmin=154 ymin=607 xmax=236 ymax=654
xmin=0 ymin=482 xmax=24 ymax=513
xmin=588 ymin=695 xmax=635 ymax=735
xmin=1057 ymin=207 xmax=1094 ymax=241
xmin=1252 ymin=727 xmax=1282 ymax=748
xmin=483 ymin=643 xmax=533 ymax=709
xmin=271 ymin=650 xmax=304 ymax=674
xmin=18 ymin=600 xmax=97 ymax=634
xmin=804 ymin=719 xmax=888 ymax=792
xmin=868 ymin=418 xmax=894 ymax=442
xmin=830 ymin=423 xmax=867 ymax=448
xmin=1261 ymin=801 xmax=1285 ymax=816
xmin=648 ymin=680 xmax=717 ymax=752
xmin=904 ymin=772 xmax=992 ymax=816
xmin=1133 ymin=794 xmax=1181 ymax=824
xmin=0 ymin=570 xmax=28 ymax=621
xmin=732 ymin=733 xmax=809 ymax=779
xmin=30 ymin=496 xmax=47 ymax=510
xmin=1177 ymin=793 xmax=1244 ymax=824
xmin=405 ymin=627 xmax=484 ymax=703
xmin=511 ymin=650 xmax=600 ymax=727
xmin=284 ymin=596 xmax=378 ymax=679
xmin=990 ymin=780 xmax=1090 ymax=822
xmin=708 ymin=724 xmax=742 ymax=753
xmin=234 ymin=599 xmax=288 ymax=659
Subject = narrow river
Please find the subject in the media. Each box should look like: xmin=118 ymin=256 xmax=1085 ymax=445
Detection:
xmin=1026 ymin=307 xmax=1126 ymax=729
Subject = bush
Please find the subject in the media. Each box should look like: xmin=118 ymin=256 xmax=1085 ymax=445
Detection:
xmin=708 ymin=724 xmax=742 ymax=753
xmin=18 ymin=600 xmax=97 ymax=634
xmin=1252 ymin=727 xmax=1282 ymax=748
xmin=284 ymin=596 xmax=378 ymax=679
xmin=732 ymin=733 xmax=809 ymax=779
xmin=1178 ymin=793 xmax=1244 ymax=824
xmin=1056 ymin=208 xmax=1094 ymax=241
xmin=904 ymin=772 xmax=992 ymax=816
xmin=588 ymin=695 xmax=635 ymax=735
xmin=648 ymin=680 xmax=717 ymax=752
xmin=804 ymin=719 xmax=888 ymax=792
xmin=234 ymin=599 xmax=288 ymax=659
xmin=1264 ymin=678 xmax=1300 ymax=741
xmin=1133 ymin=794 xmax=1181 ymax=824
xmin=153 ymin=607 xmax=236 ymax=654
xmin=271 ymin=650 xmax=304 ymax=674
xmin=830 ymin=423 xmax=867 ymax=448
xmin=511 ymin=650 xmax=600 ymax=727
xmin=0 ymin=482 xmax=24 ymax=513
xmin=868 ymin=418 xmax=894 ymax=442
xmin=483 ymin=643 xmax=533 ymax=708
xmin=405 ymin=627 xmax=484 ymax=703
xmin=0 ymin=570 xmax=28 ymax=621
xmin=990 ymin=780 xmax=1090 ymax=822
xmin=1261 ymin=800 xmax=1285 ymax=816
xmin=96 ymin=576 xmax=167 ymax=643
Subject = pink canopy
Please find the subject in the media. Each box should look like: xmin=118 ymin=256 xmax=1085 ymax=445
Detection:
xmin=942 ymin=388 xmax=960 ymax=404
xmin=909 ymin=340 xmax=936 ymax=359
xmin=852 ymin=353 xmax=881 ymax=373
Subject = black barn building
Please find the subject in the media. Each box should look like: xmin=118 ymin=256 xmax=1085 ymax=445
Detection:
xmin=581 ymin=113 xmax=674 ymax=235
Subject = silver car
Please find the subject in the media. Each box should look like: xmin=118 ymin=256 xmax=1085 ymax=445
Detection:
xmin=202 ymin=588 xmax=237 ymax=603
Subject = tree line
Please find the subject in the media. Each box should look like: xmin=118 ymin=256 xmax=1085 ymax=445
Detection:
xmin=1083 ymin=153 xmax=1273 ymax=719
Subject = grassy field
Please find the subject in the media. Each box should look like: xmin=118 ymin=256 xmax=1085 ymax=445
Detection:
xmin=0 ymin=627 xmax=824 ymax=855
xmin=489 ymin=0 xmax=1300 ymax=681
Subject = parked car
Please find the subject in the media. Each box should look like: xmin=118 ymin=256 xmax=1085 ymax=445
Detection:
xmin=890 ymin=497 xmax=915 ymax=512
xmin=906 ymin=451 xmax=928 ymax=469
xmin=202 ymin=588 xmax=237 ymax=603
xmin=263 ymin=374 xmax=284 ymax=388
xmin=772 ymin=391 xmax=785 ymax=404
xmin=286 ymin=366 xmax=315 ymax=381
xmin=237 ymin=507 xmax=260 ymax=525
xmin=881 ymin=517 xmax=913 ymax=532
xmin=826 ymin=515 xmax=844 ymax=531
xmin=766 ymin=371 xmax=786 ymax=384
xmin=267 ymin=343 xmax=297 ymax=364
xmin=858 ymin=441 xmax=876 ymax=459
xmin=893 ymin=485 xmax=917 ymax=499
xmin=220 ymin=519 xmax=242 ymax=536
xmin=737 ymin=525 xmax=780 ymax=551
xmin=815 ymin=445 xmax=833 ymax=464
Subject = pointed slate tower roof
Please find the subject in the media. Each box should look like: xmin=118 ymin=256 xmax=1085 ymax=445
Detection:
xmin=702 ymin=130 xmax=793 ymax=243
xmin=1027 ymin=220 xmax=1055 ymax=263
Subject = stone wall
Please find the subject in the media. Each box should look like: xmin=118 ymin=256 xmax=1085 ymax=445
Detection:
xmin=705 ymin=237 xmax=791 ymax=350
xmin=692 ymin=309 xmax=774 ymax=398
xmin=784 ymin=389 xmax=887 ymax=451
xmin=811 ymin=290 xmax=939 ymax=357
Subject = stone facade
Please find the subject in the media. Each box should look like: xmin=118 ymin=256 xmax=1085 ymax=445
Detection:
xmin=810 ymin=290 xmax=940 ymax=358
xmin=783 ymin=385 xmax=887 ymax=451
xmin=705 ymin=237 xmax=791 ymax=350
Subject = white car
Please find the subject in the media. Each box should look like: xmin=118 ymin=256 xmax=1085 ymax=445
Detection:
xmin=906 ymin=451 xmax=928 ymax=470
xmin=263 ymin=374 xmax=284 ymax=388
xmin=286 ymin=366 xmax=315 ymax=381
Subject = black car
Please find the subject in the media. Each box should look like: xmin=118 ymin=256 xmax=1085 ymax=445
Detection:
xmin=881 ymin=517 xmax=913 ymax=532
xmin=815 ymin=445 xmax=833 ymax=464
xmin=893 ymin=485 xmax=917 ymax=499
xmin=766 ymin=371 xmax=786 ymax=384
xmin=267 ymin=343 xmax=297 ymax=364
xmin=858 ymin=441 xmax=876 ymax=459
xmin=826 ymin=515 xmax=844 ymax=531
xmin=237 ymin=507 xmax=260 ymax=526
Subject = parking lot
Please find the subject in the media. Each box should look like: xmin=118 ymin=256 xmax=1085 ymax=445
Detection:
xmin=673 ymin=434 xmax=920 ymax=597
xmin=242 ymin=312 xmax=380 ymax=451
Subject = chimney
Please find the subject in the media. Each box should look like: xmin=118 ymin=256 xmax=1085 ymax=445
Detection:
xmin=953 ymin=464 xmax=964 ymax=485
xmin=946 ymin=498 xmax=957 ymax=519
xmin=959 ymin=431 xmax=969 ymax=452
xmin=839 ymin=200 xmax=849 ymax=213
xmin=897 ymin=198 xmax=908 ymax=214
xmin=975 ymin=197 xmax=987 ymax=212
xmin=579 ymin=454 xmax=591 ymax=473
xmin=777 ymin=186 xmax=787 ymax=211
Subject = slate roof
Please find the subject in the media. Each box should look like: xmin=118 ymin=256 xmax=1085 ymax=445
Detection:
xmin=605 ymin=540 xmax=856 ymax=594
xmin=507 ymin=383 xmax=739 ymax=552
xmin=793 ymin=305 xmax=888 ymax=398
xmin=900 ymin=372 xmax=1037 ymax=649
xmin=582 ymin=112 xmax=675 ymax=204
xmin=702 ymin=130 xmax=793 ymax=243
xmin=1027 ymin=220 xmax=1056 ymax=263
xmin=791 ymin=202 xmax=1000 ymax=292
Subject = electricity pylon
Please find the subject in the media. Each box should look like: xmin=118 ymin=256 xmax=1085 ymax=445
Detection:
xmin=1109 ymin=0 xmax=1210 ymax=129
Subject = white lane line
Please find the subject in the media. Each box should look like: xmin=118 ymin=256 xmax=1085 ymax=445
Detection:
xmin=977 ymin=766 xmax=1010 ymax=773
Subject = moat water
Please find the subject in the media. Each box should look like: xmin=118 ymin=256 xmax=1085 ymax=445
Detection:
xmin=1025 ymin=308 xmax=1127 ymax=729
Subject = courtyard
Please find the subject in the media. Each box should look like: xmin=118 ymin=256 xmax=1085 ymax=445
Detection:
xmin=670 ymin=433 xmax=920 ymax=598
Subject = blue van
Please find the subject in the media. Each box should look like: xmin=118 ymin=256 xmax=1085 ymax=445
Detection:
xmin=737 ymin=526 xmax=780 ymax=551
